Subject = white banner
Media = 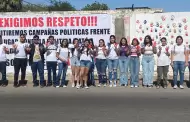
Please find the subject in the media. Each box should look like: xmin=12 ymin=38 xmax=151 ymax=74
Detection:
xmin=0 ymin=13 xmax=113 ymax=73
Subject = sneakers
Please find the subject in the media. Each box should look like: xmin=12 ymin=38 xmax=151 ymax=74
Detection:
xmin=130 ymin=85 xmax=134 ymax=88
xmin=103 ymin=84 xmax=107 ymax=87
xmin=113 ymin=81 xmax=117 ymax=87
xmin=134 ymin=85 xmax=138 ymax=88
xmin=56 ymin=86 xmax=60 ymax=88
xmin=71 ymin=83 xmax=75 ymax=88
xmin=109 ymin=81 xmax=113 ymax=87
xmin=173 ymin=85 xmax=177 ymax=89
xmin=180 ymin=85 xmax=184 ymax=89
xmin=85 ymin=86 xmax=89 ymax=89
xmin=156 ymin=86 xmax=160 ymax=89
xmin=98 ymin=84 xmax=101 ymax=87
xmin=63 ymin=85 xmax=67 ymax=88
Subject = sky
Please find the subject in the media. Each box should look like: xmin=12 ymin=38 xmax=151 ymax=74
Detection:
xmin=25 ymin=0 xmax=190 ymax=12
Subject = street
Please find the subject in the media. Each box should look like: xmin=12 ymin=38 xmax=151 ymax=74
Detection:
xmin=0 ymin=86 xmax=190 ymax=122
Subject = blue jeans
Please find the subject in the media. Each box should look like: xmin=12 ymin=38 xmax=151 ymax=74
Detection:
xmin=95 ymin=59 xmax=107 ymax=84
xmin=107 ymin=59 xmax=118 ymax=81
xmin=88 ymin=57 xmax=95 ymax=85
xmin=0 ymin=61 xmax=8 ymax=85
xmin=130 ymin=57 xmax=140 ymax=86
xmin=46 ymin=62 xmax=57 ymax=85
xmin=141 ymin=55 xmax=155 ymax=86
xmin=119 ymin=56 xmax=130 ymax=85
xmin=173 ymin=61 xmax=185 ymax=85
xmin=31 ymin=61 xmax=45 ymax=85
xmin=56 ymin=62 xmax=68 ymax=86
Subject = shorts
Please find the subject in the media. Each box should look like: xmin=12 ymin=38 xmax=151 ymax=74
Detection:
xmin=70 ymin=56 xmax=80 ymax=67
xmin=80 ymin=60 xmax=91 ymax=69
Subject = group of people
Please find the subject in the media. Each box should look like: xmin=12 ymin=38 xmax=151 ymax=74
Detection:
xmin=0 ymin=34 xmax=189 ymax=89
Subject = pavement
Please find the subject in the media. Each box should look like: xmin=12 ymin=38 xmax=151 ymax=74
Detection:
xmin=0 ymin=85 xmax=190 ymax=122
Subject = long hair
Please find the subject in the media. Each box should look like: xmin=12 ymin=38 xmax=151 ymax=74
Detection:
xmin=81 ymin=38 xmax=90 ymax=56
xmin=89 ymin=39 xmax=94 ymax=48
xmin=119 ymin=37 xmax=128 ymax=47
xmin=143 ymin=35 xmax=153 ymax=46
xmin=110 ymin=35 xmax=116 ymax=44
xmin=71 ymin=38 xmax=79 ymax=56
xmin=98 ymin=39 xmax=106 ymax=47
xmin=131 ymin=38 xmax=140 ymax=46
xmin=60 ymin=39 xmax=69 ymax=48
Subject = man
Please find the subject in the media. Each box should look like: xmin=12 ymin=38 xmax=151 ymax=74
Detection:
xmin=28 ymin=35 xmax=46 ymax=87
xmin=0 ymin=35 xmax=9 ymax=87
xmin=12 ymin=34 xmax=30 ymax=87
xmin=46 ymin=36 xmax=58 ymax=87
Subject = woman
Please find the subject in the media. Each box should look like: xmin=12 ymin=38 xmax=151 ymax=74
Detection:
xmin=79 ymin=39 xmax=92 ymax=89
xmin=118 ymin=37 xmax=130 ymax=86
xmin=12 ymin=34 xmax=30 ymax=87
xmin=130 ymin=38 xmax=141 ymax=88
xmin=171 ymin=36 xmax=188 ymax=89
xmin=156 ymin=37 xmax=170 ymax=89
xmin=56 ymin=39 xmax=69 ymax=88
xmin=46 ymin=36 xmax=57 ymax=87
xmin=95 ymin=39 xmax=107 ymax=87
xmin=69 ymin=38 xmax=80 ymax=88
xmin=88 ymin=39 xmax=95 ymax=86
xmin=141 ymin=35 xmax=157 ymax=88
xmin=107 ymin=35 xmax=119 ymax=87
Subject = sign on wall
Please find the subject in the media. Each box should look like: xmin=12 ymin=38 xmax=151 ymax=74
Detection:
xmin=0 ymin=13 xmax=113 ymax=73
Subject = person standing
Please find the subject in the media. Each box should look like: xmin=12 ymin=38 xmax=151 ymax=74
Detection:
xmin=88 ymin=39 xmax=95 ymax=86
xmin=13 ymin=34 xmax=30 ymax=87
xmin=69 ymin=38 xmax=80 ymax=88
xmin=156 ymin=37 xmax=170 ymax=89
xmin=171 ymin=36 xmax=189 ymax=89
xmin=79 ymin=39 xmax=93 ymax=89
xmin=141 ymin=35 xmax=157 ymax=88
xmin=0 ymin=35 xmax=9 ymax=87
xmin=118 ymin=37 xmax=130 ymax=86
xmin=55 ymin=39 xmax=69 ymax=88
xmin=107 ymin=35 xmax=119 ymax=87
xmin=95 ymin=39 xmax=108 ymax=87
xmin=28 ymin=35 xmax=46 ymax=88
xmin=130 ymin=38 xmax=141 ymax=88
xmin=46 ymin=36 xmax=58 ymax=87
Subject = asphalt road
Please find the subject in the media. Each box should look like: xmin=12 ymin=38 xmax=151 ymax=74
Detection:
xmin=0 ymin=86 xmax=190 ymax=122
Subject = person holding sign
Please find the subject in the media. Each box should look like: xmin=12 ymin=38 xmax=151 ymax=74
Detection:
xmin=55 ymin=39 xmax=69 ymax=88
xmin=107 ymin=35 xmax=119 ymax=87
xmin=118 ymin=37 xmax=130 ymax=87
xmin=79 ymin=39 xmax=93 ymax=89
xmin=130 ymin=38 xmax=141 ymax=88
xmin=28 ymin=35 xmax=46 ymax=88
xmin=94 ymin=39 xmax=108 ymax=87
xmin=69 ymin=38 xmax=80 ymax=88
xmin=46 ymin=36 xmax=58 ymax=87
xmin=156 ymin=37 xmax=170 ymax=89
xmin=12 ymin=34 xmax=30 ymax=87
xmin=0 ymin=35 xmax=9 ymax=87
xmin=171 ymin=36 xmax=189 ymax=89
xmin=141 ymin=35 xmax=157 ymax=88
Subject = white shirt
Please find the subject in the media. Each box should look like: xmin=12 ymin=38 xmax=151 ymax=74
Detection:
xmin=68 ymin=44 xmax=78 ymax=57
xmin=172 ymin=44 xmax=186 ymax=62
xmin=46 ymin=44 xmax=57 ymax=62
xmin=14 ymin=42 xmax=28 ymax=58
xmin=144 ymin=45 xmax=153 ymax=55
xmin=80 ymin=48 xmax=92 ymax=61
xmin=57 ymin=47 xmax=69 ymax=63
xmin=96 ymin=47 xmax=106 ymax=59
xmin=157 ymin=45 xmax=170 ymax=66
xmin=107 ymin=44 xmax=119 ymax=59
xmin=0 ymin=44 xmax=8 ymax=62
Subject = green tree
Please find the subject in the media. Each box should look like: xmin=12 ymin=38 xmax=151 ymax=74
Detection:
xmin=0 ymin=0 xmax=22 ymax=12
xmin=48 ymin=0 xmax=76 ymax=11
xmin=22 ymin=4 xmax=48 ymax=12
xmin=82 ymin=1 xmax=109 ymax=11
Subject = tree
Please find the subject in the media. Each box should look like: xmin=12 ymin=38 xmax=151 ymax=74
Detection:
xmin=48 ymin=0 xmax=76 ymax=11
xmin=82 ymin=1 xmax=109 ymax=11
xmin=0 ymin=0 xmax=22 ymax=12
xmin=22 ymin=4 xmax=48 ymax=12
